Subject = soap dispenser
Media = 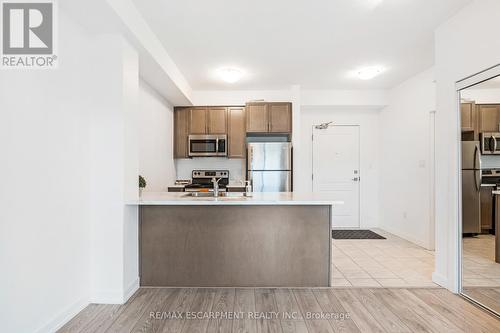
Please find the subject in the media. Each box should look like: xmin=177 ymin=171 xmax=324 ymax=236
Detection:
xmin=245 ymin=180 xmax=252 ymax=197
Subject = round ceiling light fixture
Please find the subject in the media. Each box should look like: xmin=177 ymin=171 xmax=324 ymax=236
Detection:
xmin=216 ymin=67 xmax=244 ymax=83
xmin=365 ymin=0 xmax=384 ymax=9
xmin=355 ymin=66 xmax=385 ymax=80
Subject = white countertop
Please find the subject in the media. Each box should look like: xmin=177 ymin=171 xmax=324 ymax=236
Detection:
xmin=127 ymin=192 xmax=344 ymax=206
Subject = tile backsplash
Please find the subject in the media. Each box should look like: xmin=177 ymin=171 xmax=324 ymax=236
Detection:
xmin=482 ymin=154 xmax=500 ymax=169
xmin=175 ymin=158 xmax=246 ymax=184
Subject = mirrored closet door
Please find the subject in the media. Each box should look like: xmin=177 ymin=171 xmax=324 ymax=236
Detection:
xmin=459 ymin=68 xmax=500 ymax=316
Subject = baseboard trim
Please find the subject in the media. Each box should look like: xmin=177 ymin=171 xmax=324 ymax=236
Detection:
xmin=35 ymin=296 xmax=89 ymax=333
xmin=432 ymin=272 xmax=448 ymax=288
xmin=91 ymin=276 xmax=140 ymax=304
xmin=378 ymin=225 xmax=432 ymax=250
xmin=91 ymin=289 xmax=125 ymax=304
xmin=123 ymin=276 xmax=140 ymax=302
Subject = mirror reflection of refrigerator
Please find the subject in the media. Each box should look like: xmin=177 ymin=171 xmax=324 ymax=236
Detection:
xmin=247 ymin=142 xmax=292 ymax=192
xmin=462 ymin=141 xmax=482 ymax=234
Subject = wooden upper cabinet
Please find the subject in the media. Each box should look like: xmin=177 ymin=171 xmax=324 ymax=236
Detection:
xmin=174 ymin=103 xmax=292 ymax=159
xmin=269 ymin=103 xmax=292 ymax=133
xmin=460 ymin=102 xmax=476 ymax=132
xmin=478 ymin=104 xmax=500 ymax=133
xmin=246 ymin=103 xmax=269 ymax=133
xmin=189 ymin=107 xmax=227 ymax=134
xmin=208 ymin=107 xmax=227 ymax=134
xmin=227 ymin=107 xmax=246 ymax=158
xmin=189 ymin=108 xmax=208 ymax=134
xmin=174 ymin=108 xmax=189 ymax=158
xmin=246 ymin=102 xmax=292 ymax=133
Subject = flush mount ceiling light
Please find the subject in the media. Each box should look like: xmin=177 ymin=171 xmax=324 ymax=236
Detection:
xmin=365 ymin=0 xmax=383 ymax=8
xmin=355 ymin=66 xmax=385 ymax=80
xmin=216 ymin=67 xmax=244 ymax=83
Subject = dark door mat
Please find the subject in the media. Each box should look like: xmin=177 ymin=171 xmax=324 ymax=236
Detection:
xmin=332 ymin=230 xmax=386 ymax=240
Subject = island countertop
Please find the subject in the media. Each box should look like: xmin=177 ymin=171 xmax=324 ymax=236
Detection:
xmin=127 ymin=191 xmax=344 ymax=206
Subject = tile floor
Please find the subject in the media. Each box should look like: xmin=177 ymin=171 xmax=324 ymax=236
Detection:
xmin=462 ymin=234 xmax=500 ymax=287
xmin=332 ymin=228 xmax=437 ymax=287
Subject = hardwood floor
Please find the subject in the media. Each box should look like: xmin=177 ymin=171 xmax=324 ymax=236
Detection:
xmin=463 ymin=287 xmax=500 ymax=314
xmin=58 ymin=288 xmax=500 ymax=333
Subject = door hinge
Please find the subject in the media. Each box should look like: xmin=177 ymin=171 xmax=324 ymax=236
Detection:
xmin=312 ymin=174 xmax=314 ymax=180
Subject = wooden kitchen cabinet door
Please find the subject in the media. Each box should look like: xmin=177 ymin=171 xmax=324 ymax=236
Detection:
xmin=478 ymin=104 xmax=500 ymax=133
xmin=269 ymin=102 xmax=292 ymax=133
xmin=246 ymin=103 xmax=269 ymax=133
xmin=480 ymin=187 xmax=493 ymax=230
xmin=228 ymin=107 xmax=246 ymax=158
xmin=460 ymin=102 xmax=476 ymax=131
xmin=174 ymin=108 xmax=189 ymax=158
xmin=189 ymin=107 xmax=208 ymax=134
xmin=208 ymin=107 xmax=227 ymax=134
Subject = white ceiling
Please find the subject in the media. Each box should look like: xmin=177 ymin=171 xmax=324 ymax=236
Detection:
xmin=132 ymin=0 xmax=471 ymax=90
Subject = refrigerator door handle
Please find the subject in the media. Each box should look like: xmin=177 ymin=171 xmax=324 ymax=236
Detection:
xmin=474 ymin=145 xmax=482 ymax=191
xmin=474 ymin=145 xmax=483 ymax=191
xmin=474 ymin=145 xmax=479 ymax=169
xmin=475 ymin=170 xmax=481 ymax=191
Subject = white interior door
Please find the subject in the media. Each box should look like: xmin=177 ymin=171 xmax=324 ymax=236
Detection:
xmin=313 ymin=125 xmax=360 ymax=228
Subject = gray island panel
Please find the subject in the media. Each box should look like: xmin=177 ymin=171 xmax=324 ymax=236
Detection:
xmin=140 ymin=204 xmax=331 ymax=287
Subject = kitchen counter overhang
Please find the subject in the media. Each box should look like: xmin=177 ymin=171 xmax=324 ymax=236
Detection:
xmin=128 ymin=192 xmax=342 ymax=288
xmin=128 ymin=191 xmax=344 ymax=206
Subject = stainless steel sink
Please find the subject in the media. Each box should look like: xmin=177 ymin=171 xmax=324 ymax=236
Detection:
xmin=183 ymin=192 xmax=249 ymax=198
xmin=184 ymin=192 xmax=216 ymax=197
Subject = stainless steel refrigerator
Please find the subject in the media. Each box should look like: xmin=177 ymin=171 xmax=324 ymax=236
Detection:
xmin=462 ymin=141 xmax=482 ymax=234
xmin=247 ymin=142 xmax=292 ymax=192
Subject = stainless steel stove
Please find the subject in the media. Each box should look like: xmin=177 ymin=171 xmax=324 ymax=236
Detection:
xmin=184 ymin=170 xmax=229 ymax=192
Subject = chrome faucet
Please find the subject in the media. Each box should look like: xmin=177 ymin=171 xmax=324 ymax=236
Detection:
xmin=211 ymin=177 xmax=222 ymax=197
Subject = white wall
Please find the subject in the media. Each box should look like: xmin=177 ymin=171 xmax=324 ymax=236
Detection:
xmin=298 ymin=107 xmax=381 ymax=228
xmin=138 ymin=79 xmax=176 ymax=191
xmin=379 ymin=68 xmax=436 ymax=249
xmin=301 ymin=90 xmax=388 ymax=107
xmin=88 ymin=35 xmax=140 ymax=304
xmin=190 ymin=90 xmax=293 ymax=105
xmin=434 ymin=0 xmax=500 ymax=291
xmin=0 ymin=10 xmax=93 ymax=333
xmin=0 ymin=9 xmax=145 ymax=332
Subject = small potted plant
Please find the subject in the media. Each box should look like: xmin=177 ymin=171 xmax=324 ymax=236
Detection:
xmin=139 ymin=175 xmax=147 ymax=197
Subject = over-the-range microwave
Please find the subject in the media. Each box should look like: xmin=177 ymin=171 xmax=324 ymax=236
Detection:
xmin=481 ymin=132 xmax=500 ymax=155
xmin=188 ymin=134 xmax=227 ymax=157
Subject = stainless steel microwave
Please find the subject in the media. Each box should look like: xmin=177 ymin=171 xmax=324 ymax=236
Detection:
xmin=188 ymin=134 xmax=227 ymax=157
xmin=480 ymin=132 xmax=500 ymax=155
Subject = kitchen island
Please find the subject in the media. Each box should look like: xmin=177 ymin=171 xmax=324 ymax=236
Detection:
xmin=130 ymin=192 xmax=342 ymax=287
